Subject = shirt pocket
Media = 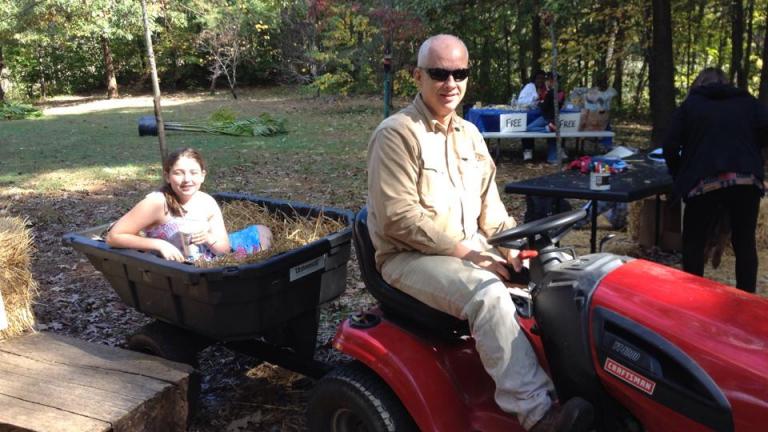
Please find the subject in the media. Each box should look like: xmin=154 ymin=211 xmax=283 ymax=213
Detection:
xmin=419 ymin=153 xmax=450 ymax=213
xmin=459 ymin=150 xmax=488 ymax=194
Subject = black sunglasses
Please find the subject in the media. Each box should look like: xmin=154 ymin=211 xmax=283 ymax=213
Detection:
xmin=424 ymin=67 xmax=470 ymax=82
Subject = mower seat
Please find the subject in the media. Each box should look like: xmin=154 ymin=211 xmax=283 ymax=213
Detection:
xmin=353 ymin=208 xmax=469 ymax=335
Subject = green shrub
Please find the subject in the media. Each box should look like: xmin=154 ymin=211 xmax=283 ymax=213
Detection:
xmin=307 ymin=71 xmax=355 ymax=96
xmin=1 ymin=102 xmax=42 ymax=120
xmin=394 ymin=69 xmax=417 ymax=97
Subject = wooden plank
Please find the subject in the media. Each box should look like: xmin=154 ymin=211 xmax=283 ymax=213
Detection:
xmin=0 ymin=333 xmax=192 ymax=382
xmin=0 ymin=393 xmax=108 ymax=432
xmin=0 ymin=333 xmax=193 ymax=432
xmin=0 ymin=351 xmax=167 ymax=398
xmin=0 ymin=369 xmax=147 ymax=421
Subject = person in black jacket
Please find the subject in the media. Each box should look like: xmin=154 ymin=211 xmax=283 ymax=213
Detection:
xmin=663 ymin=67 xmax=768 ymax=293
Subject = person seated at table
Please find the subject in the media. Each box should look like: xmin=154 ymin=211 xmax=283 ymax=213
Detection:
xmin=525 ymin=71 xmax=566 ymax=164
xmin=517 ymin=69 xmax=546 ymax=108
xmin=517 ymin=70 xmax=546 ymax=161
xmin=106 ymin=147 xmax=272 ymax=262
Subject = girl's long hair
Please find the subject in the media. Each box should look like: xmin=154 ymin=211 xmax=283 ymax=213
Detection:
xmin=160 ymin=147 xmax=207 ymax=217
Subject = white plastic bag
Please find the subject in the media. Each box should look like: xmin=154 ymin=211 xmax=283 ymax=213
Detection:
xmin=0 ymin=289 xmax=8 ymax=331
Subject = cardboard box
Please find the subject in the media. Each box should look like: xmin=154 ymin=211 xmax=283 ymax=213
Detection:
xmin=579 ymin=109 xmax=610 ymax=131
xmin=499 ymin=112 xmax=527 ymax=132
xmin=635 ymin=198 xmax=682 ymax=251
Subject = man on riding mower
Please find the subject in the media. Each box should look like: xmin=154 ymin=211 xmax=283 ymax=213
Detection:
xmin=365 ymin=34 xmax=594 ymax=432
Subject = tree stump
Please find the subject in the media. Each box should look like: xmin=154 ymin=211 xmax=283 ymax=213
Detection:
xmin=0 ymin=332 xmax=194 ymax=432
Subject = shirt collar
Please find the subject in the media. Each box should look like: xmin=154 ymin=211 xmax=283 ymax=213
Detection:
xmin=414 ymin=94 xmax=462 ymax=134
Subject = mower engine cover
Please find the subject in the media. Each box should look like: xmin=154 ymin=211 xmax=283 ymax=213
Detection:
xmin=589 ymin=260 xmax=768 ymax=432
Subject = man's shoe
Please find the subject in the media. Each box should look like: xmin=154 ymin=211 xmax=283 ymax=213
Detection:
xmin=523 ymin=149 xmax=533 ymax=161
xmin=530 ymin=397 xmax=594 ymax=432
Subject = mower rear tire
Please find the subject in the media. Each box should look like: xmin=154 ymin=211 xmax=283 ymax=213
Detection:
xmin=307 ymin=361 xmax=417 ymax=432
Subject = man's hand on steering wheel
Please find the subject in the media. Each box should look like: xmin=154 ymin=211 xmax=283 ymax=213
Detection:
xmin=505 ymin=249 xmax=524 ymax=273
xmin=453 ymin=240 xmax=522 ymax=281
xmin=466 ymin=250 xmax=512 ymax=281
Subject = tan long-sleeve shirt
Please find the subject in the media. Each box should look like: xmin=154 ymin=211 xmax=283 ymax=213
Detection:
xmin=367 ymin=95 xmax=516 ymax=268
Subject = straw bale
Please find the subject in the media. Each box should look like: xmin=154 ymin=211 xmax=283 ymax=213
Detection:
xmin=757 ymin=199 xmax=768 ymax=249
xmin=0 ymin=217 xmax=38 ymax=340
xmin=195 ymin=200 xmax=345 ymax=268
xmin=630 ymin=198 xmax=768 ymax=247
xmin=627 ymin=201 xmax=642 ymax=241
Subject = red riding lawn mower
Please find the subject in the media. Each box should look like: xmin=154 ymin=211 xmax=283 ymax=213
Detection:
xmin=306 ymin=208 xmax=768 ymax=432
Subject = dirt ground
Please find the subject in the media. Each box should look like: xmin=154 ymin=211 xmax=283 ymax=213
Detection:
xmin=2 ymin=93 xmax=766 ymax=431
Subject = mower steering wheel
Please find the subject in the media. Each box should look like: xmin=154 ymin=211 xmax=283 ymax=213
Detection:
xmin=488 ymin=209 xmax=587 ymax=247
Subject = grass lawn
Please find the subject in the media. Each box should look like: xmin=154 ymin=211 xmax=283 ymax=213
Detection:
xmin=1 ymin=87 xmax=380 ymax=210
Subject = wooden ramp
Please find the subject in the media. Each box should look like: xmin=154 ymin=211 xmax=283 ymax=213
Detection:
xmin=0 ymin=332 xmax=194 ymax=432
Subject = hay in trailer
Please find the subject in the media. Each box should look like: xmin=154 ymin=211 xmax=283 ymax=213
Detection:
xmin=195 ymin=200 xmax=345 ymax=268
xmin=0 ymin=217 xmax=38 ymax=340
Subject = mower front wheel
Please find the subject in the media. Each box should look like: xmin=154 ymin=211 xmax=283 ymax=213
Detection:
xmin=307 ymin=361 xmax=417 ymax=432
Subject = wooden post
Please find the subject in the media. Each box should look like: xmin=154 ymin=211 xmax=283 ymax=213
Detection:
xmin=140 ymin=0 xmax=167 ymax=162
xmin=549 ymin=14 xmax=561 ymax=168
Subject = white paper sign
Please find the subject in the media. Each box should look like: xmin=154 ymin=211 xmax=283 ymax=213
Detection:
xmin=558 ymin=112 xmax=581 ymax=132
xmin=499 ymin=113 xmax=527 ymax=132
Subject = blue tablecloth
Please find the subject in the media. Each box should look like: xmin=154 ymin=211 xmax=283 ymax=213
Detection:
xmin=465 ymin=107 xmax=581 ymax=133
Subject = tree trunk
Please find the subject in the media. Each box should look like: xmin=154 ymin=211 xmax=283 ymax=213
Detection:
xmin=101 ymin=35 xmax=119 ymax=99
xmin=634 ymin=3 xmax=652 ymax=112
xmin=731 ymin=0 xmax=746 ymax=88
xmin=209 ymin=66 xmax=220 ymax=95
xmin=37 ymin=47 xmax=46 ymax=100
xmin=688 ymin=0 xmax=707 ymax=87
xmin=594 ymin=2 xmax=615 ymax=89
xmin=478 ymin=36 xmax=492 ymax=102
xmin=516 ymin=0 xmax=528 ymax=86
xmin=744 ymin=0 xmax=755 ymax=86
xmin=504 ymin=13 xmax=512 ymax=99
xmin=685 ymin=0 xmax=693 ymax=88
xmin=758 ymin=2 xmax=768 ymax=102
xmin=531 ymin=0 xmax=542 ymax=73
xmin=613 ymin=24 xmax=625 ymax=108
xmin=650 ymin=0 xmax=676 ymax=144
xmin=140 ymin=0 xmax=167 ymax=161
xmin=0 ymin=46 xmax=5 ymax=103
xmin=594 ymin=55 xmax=608 ymax=89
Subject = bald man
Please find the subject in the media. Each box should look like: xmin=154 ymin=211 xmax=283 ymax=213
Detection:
xmin=366 ymin=34 xmax=593 ymax=432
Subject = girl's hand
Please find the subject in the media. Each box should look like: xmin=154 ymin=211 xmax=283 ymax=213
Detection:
xmin=156 ymin=239 xmax=185 ymax=262
xmin=188 ymin=230 xmax=210 ymax=246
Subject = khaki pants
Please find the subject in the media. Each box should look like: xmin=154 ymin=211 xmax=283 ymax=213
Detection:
xmin=382 ymin=249 xmax=554 ymax=430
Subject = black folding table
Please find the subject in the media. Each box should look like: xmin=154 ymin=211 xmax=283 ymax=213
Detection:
xmin=504 ymin=158 xmax=674 ymax=253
